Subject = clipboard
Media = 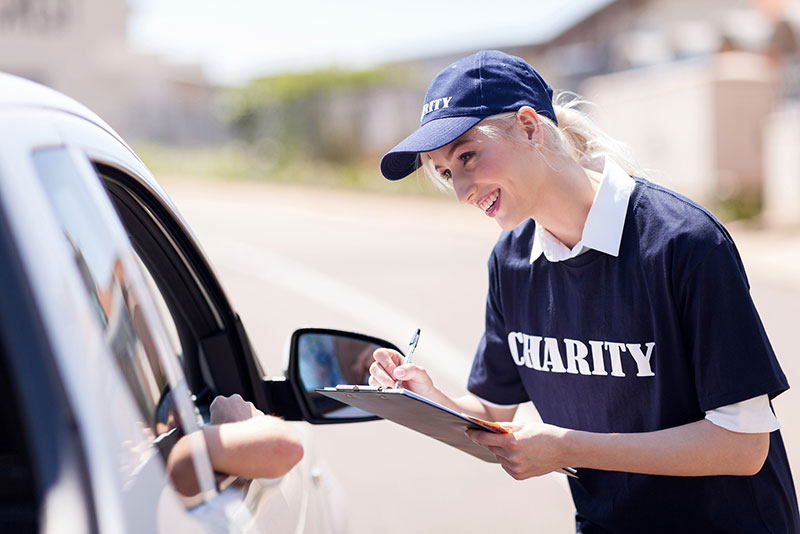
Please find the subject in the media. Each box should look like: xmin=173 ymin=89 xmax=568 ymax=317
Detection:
xmin=318 ymin=385 xmax=578 ymax=477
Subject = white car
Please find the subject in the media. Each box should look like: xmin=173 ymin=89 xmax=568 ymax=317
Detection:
xmin=0 ymin=72 xmax=398 ymax=533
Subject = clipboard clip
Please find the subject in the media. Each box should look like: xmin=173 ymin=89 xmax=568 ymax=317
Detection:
xmin=333 ymin=385 xmax=384 ymax=392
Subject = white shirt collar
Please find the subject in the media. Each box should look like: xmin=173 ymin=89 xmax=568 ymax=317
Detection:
xmin=530 ymin=158 xmax=635 ymax=263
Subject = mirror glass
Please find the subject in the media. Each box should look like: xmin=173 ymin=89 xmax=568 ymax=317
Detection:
xmin=296 ymin=332 xmax=378 ymax=419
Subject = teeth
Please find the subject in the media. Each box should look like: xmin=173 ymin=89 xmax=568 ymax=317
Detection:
xmin=478 ymin=190 xmax=499 ymax=212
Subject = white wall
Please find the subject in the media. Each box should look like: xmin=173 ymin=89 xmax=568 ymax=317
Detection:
xmin=0 ymin=0 xmax=224 ymax=143
xmin=763 ymin=107 xmax=800 ymax=226
xmin=581 ymin=53 xmax=775 ymax=204
xmin=581 ymin=57 xmax=716 ymax=201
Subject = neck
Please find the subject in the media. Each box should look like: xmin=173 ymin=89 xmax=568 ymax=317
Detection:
xmin=534 ymin=159 xmax=601 ymax=249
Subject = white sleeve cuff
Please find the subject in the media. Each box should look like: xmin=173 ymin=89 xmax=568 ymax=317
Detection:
xmin=705 ymin=394 xmax=780 ymax=433
xmin=472 ymin=394 xmax=519 ymax=410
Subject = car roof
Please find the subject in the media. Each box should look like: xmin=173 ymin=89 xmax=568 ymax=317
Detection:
xmin=0 ymin=72 xmax=178 ymax=201
xmin=0 ymin=71 xmax=130 ymax=151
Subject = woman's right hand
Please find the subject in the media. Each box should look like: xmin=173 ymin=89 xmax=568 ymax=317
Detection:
xmin=369 ymin=348 xmax=437 ymax=398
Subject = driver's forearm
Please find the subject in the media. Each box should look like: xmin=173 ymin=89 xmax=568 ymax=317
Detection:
xmin=203 ymin=416 xmax=304 ymax=479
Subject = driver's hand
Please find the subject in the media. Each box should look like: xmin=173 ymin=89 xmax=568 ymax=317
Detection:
xmin=209 ymin=393 xmax=264 ymax=425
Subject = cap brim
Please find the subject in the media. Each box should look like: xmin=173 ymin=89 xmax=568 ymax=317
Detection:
xmin=380 ymin=115 xmax=482 ymax=180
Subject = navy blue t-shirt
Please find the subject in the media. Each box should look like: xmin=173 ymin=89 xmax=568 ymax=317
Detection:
xmin=468 ymin=178 xmax=798 ymax=532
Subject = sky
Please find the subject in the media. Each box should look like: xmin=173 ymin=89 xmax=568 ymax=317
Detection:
xmin=126 ymin=0 xmax=609 ymax=86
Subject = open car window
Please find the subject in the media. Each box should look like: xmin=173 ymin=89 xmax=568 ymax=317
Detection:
xmin=96 ymin=163 xmax=267 ymax=413
xmin=31 ymin=147 xmax=216 ymax=507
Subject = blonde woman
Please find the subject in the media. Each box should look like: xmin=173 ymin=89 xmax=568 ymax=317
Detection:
xmin=371 ymin=50 xmax=798 ymax=532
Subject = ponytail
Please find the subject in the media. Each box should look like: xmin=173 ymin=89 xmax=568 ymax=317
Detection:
xmin=550 ymin=92 xmax=646 ymax=178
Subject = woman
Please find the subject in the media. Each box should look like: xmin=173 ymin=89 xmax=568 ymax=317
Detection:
xmin=370 ymin=50 xmax=798 ymax=532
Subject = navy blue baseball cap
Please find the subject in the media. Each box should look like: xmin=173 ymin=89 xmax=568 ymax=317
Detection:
xmin=380 ymin=50 xmax=557 ymax=180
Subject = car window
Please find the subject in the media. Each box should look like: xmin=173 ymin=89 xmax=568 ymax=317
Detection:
xmin=134 ymin=250 xmax=183 ymax=362
xmin=31 ymin=147 xmax=214 ymax=507
xmin=97 ymin=164 xmax=260 ymax=410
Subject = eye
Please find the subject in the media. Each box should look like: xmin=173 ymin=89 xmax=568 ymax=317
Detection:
xmin=459 ymin=151 xmax=475 ymax=164
xmin=440 ymin=169 xmax=452 ymax=181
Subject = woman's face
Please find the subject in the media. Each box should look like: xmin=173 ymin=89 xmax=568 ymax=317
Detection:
xmin=426 ymin=120 xmax=545 ymax=231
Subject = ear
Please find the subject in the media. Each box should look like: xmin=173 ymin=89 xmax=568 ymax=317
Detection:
xmin=515 ymin=106 xmax=544 ymax=146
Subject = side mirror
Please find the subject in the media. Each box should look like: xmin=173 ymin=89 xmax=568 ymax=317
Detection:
xmin=286 ymin=328 xmax=402 ymax=424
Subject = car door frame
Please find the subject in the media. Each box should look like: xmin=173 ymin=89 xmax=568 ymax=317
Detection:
xmin=0 ymin=137 xmax=98 ymax=533
xmin=81 ymin=141 xmax=305 ymax=420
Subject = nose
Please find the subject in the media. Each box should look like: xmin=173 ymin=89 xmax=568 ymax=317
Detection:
xmin=452 ymin=172 xmax=476 ymax=205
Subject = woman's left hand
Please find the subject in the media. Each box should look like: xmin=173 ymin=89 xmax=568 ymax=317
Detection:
xmin=466 ymin=422 xmax=568 ymax=480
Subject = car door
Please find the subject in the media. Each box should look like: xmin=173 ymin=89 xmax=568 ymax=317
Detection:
xmin=47 ymin=110 xmax=341 ymax=533
xmin=0 ymin=131 xmax=97 ymax=534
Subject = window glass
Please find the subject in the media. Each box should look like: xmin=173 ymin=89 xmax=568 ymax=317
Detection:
xmin=134 ymin=250 xmax=183 ymax=361
xmin=31 ymin=148 xmax=209 ymax=506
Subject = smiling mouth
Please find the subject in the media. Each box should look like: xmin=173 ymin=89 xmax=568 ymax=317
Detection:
xmin=477 ymin=189 xmax=500 ymax=217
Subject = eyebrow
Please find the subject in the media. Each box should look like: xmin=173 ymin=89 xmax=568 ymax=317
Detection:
xmin=433 ymin=139 xmax=471 ymax=170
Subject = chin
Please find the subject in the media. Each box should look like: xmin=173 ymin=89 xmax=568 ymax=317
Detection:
xmin=495 ymin=215 xmax=526 ymax=231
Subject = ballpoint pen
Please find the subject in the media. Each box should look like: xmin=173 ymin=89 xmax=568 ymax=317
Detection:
xmin=394 ymin=328 xmax=420 ymax=389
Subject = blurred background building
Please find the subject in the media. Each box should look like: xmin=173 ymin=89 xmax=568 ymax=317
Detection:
xmin=1 ymin=0 xmax=798 ymax=224
xmin=0 ymin=0 xmax=228 ymax=143
xmin=381 ymin=0 xmax=800 ymax=223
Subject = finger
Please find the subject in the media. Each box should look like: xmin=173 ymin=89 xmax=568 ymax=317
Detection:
xmin=502 ymin=461 xmax=544 ymax=481
xmin=210 ymin=395 xmax=229 ymax=411
xmin=373 ymin=348 xmax=403 ymax=371
xmin=499 ymin=422 xmax=524 ymax=432
xmin=466 ymin=428 xmax=513 ymax=448
xmin=487 ymin=445 xmax=513 ymax=462
xmin=465 ymin=430 xmax=513 ymax=462
xmin=501 ymin=463 xmax=528 ymax=481
xmin=369 ymin=361 xmax=396 ymax=387
xmin=369 ymin=361 xmax=395 ymax=387
xmin=392 ymin=363 xmax=429 ymax=384
xmin=209 ymin=396 xmax=228 ymax=424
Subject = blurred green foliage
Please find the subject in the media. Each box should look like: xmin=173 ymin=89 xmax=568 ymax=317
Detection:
xmin=131 ymin=140 xmax=438 ymax=196
xmin=710 ymin=192 xmax=764 ymax=223
xmin=224 ymin=66 xmax=415 ymax=165
xmin=132 ymin=65 xmax=435 ymax=195
xmin=227 ymin=66 xmax=404 ymax=120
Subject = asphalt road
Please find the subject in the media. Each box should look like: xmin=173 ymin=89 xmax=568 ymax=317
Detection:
xmin=164 ymin=177 xmax=800 ymax=534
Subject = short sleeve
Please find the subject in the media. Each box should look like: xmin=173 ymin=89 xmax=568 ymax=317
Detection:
xmin=467 ymin=250 xmax=529 ymax=405
xmin=679 ymin=240 xmax=788 ymax=412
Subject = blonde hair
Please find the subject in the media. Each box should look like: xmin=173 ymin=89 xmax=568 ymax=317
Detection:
xmin=420 ymin=91 xmax=646 ymax=191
